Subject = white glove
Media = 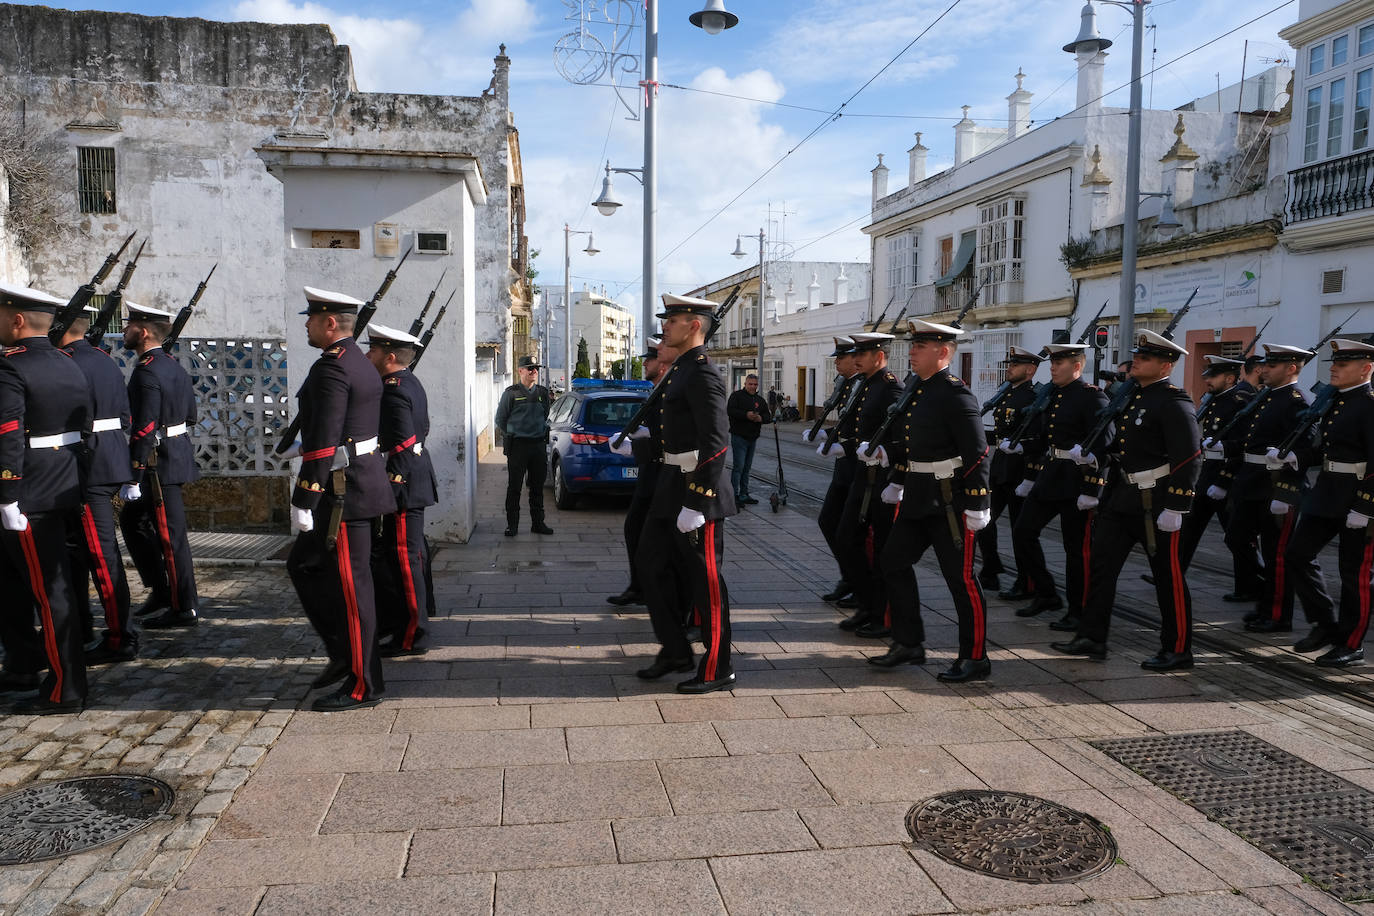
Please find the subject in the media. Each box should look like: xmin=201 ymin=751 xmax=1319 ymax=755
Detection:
xmin=609 ymin=436 xmax=635 ymax=458
xmin=676 ymin=507 xmax=706 ymax=534
xmin=1201 ymin=436 xmax=1214 ymax=449
xmin=119 ymin=482 xmax=142 ymax=502
xmin=290 ymin=506 xmax=315 ymax=534
xmin=1014 ymin=479 xmax=1034 ymax=498
xmin=816 ymin=440 xmax=841 ymax=458
xmin=626 ymin=426 xmax=651 ymax=440
xmin=964 ymin=508 xmax=992 ymax=532
xmin=0 ymin=502 xmax=28 ymax=532
xmin=1348 ymin=510 xmax=1371 ymax=530
xmin=997 ymin=438 xmax=1023 ymax=455
xmin=1264 ymin=447 xmax=1298 ymax=471
xmin=1156 ymin=509 xmax=1183 ymax=533
xmin=1270 ymin=499 xmax=1290 ymax=516
xmin=801 ymin=429 xmax=816 ymax=443
xmin=1067 ymin=444 xmax=1097 ymax=468
xmin=283 ymin=439 xmax=303 ymax=459
xmin=880 ymin=484 xmax=904 ymax=505
xmin=857 ymin=443 xmax=888 ymax=467
xmin=1206 ymin=485 xmax=1227 ymax=501
xmin=1076 ymin=495 xmax=1099 ymax=511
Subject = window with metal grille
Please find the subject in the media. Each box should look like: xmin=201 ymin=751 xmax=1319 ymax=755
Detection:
xmin=1220 ymin=340 xmax=1245 ymax=358
xmin=77 ymin=147 xmax=117 ymax=214
xmin=1323 ymin=268 xmax=1345 ymax=293
xmin=977 ymin=196 xmax=1025 ymax=305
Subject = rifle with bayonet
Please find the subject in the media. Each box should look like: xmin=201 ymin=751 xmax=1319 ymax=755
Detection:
xmin=1003 ymin=298 xmax=1110 ymax=449
xmin=50 ymin=231 xmax=137 ymax=344
xmin=408 ymin=290 xmax=455 ymax=372
xmin=1273 ymin=309 xmax=1365 ymax=459
xmin=1197 ymin=315 xmax=1272 ymax=415
xmin=869 ymin=291 xmax=897 ymax=332
xmin=609 ymin=285 xmax=742 ymax=450
xmin=163 ymin=264 xmax=216 ymax=348
xmin=275 ymin=245 xmax=415 ymax=456
xmin=83 ymin=238 xmax=146 ymax=348
xmin=983 ymin=298 xmax=1110 ymax=419
xmin=1076 ymin=286 xmax=1200 ymax=454
xmin=410 ymin=268 xmax=447 ymax=337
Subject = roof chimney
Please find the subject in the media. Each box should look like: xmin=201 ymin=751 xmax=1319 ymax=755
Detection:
xmin=1064 ymin=2 xmax=1111 ymax=114
xmin=954 ymin=106 xmax=976 ymax=165
xmin=807 ymin=272 xmax=821 ymax=310
xmin=908 ymin=132 xmax=928 ymax=186
xmin=1007 ymin=69 xmax=1032 ymax=138
xmin=834 ymin=266 xmax=849 ymax=305
xmin=871 ymin=153 xmax=889 ymax=207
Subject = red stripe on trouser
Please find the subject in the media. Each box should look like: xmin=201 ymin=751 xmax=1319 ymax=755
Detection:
xmin=886 ymin=502 xmax=900 ymax=627
xmin=1080 ymin=511 xmax=1094 ymax=610
xmin=395 ymin=512 xmax=420 ymax=648
xmin=81 ymin=506 xmax=122 ymax=647
xmin=703 ymin=521 xmax=722 ymax=681
xmin=335 ymin=526 xmax=367 ymax=700
xmin=19 ymin=528 xmax=63 ymax=702
xmin=153 ymin=501 xmax=181 ymax=612
xmin=1168 ymin=531 xmax=1187 ymax=653
xmin=1270 ymin=510 xmax=1295 ymax=621
xmin=962 ymin=526 xmax=985 ymax=659
xmin=1352 ymin=536 xmax=1374 ymax=649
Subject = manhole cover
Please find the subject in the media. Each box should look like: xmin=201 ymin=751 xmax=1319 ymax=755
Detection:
xmin=906 ymin=789 xmax=1117 ymax=883
xmin=0 ymin=775 xmax=174 ymax=865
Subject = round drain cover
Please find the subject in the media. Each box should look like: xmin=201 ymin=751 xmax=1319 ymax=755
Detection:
xmin=0 ymin=775 xmax=174 ymax=865
xmin=906 ymin=789 xmax=1116 ymax=883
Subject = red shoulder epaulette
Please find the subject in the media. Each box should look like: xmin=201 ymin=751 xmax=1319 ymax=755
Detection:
xmin=140 ymin=354 xmax=155 ymax=366
xmin=2 ymin=346 xmax=26 ymax=358
xmin=325 ymin=345 xmax=345 ymax=359
xmin=385 ymin=376 xmax=400 ymax=386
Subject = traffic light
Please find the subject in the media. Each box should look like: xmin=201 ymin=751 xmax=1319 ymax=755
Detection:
xmin=1093 ymin=325 xmax=1110 ymax=349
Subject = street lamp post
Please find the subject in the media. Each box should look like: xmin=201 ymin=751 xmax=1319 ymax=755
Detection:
xmin=563 ymin=224 xmax=598 ymax=387
xmin=732 ymin=228 xmax=766 ymax=388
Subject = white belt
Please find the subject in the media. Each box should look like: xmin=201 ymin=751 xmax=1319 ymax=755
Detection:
xmin=163 ymin=423 xmax=188 ymax=438
xmin=1243 ymin=452 xmax=1269 ymax=465
xmin=1123 ymin=463 xmax=1170 ymax=489
xmin=664 ymin=450 xmax=698 ymax=472
xmin=908 ymin=457 xmax=963 ymax=480
xmin=1324 ymin=459 xmax=1368 ymax=476
xmin=29 ymin=431 xmax=81 ymax=449
xmin=1050 ymin=447 xmax=1078 ymax=461
xmin=352 ymin=437 xmax=378 ymax=457
xmin=1203 ymin=444 xmax=1225 ymax=461
xmin=92 ymin=417 xmax=122 ymax=433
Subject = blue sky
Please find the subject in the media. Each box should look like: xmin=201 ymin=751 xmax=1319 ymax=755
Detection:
xmin=11 ymin=0 xmax=1300 ymax=315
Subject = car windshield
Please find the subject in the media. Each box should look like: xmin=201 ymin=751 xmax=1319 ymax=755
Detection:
xmin=582 ymin=397 xmax=644 ymax=427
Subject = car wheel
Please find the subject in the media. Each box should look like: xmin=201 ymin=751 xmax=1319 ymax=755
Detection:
xmin=553 ymin=459 xmax=578 ymax=510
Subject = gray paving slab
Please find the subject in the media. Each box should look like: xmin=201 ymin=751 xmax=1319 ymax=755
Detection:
xmin=801 ymin=746 xmax=984 ymax=804
xmin=502 ymin=760 xmax=672 ymax=824
xmin=322 ymin=768 xmax=504 ymax=832
xmin=256 ymin=734 xmax=410 ymax=774
xmin=612 ymin=809 xmax=817 ymax=862
xmin=175 ymin=834 xmax=410 ymax=889
xmin=402 ymin=727 xmax=568 ymax=769
xmin=712 ymin=714 xmax=876 ymax=754
xmin=565 ymin=721 xmax=726 ymax=762
xmin=658 ymin=753 xmax=834 ymax=815
xmin=406 ymin=820 xmax=617 ymax=875
xmin=255 ymin=875 xmax=494 ymax=915
xmin=211 ymin=773 xmax=341 ymax=839
xmin=711 ymin=845 xmax=953 ymax=915
xmin=493 ymin=860 xmax=725 ymax=915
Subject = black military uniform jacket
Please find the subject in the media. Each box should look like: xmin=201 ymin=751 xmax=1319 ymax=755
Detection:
xmin=1228 ymin=382 xmax=1307 ymax=503
xmin=127 ymin=347 xmax=198 ymax=487
xmin=0 ymin=336 xmax=91 ymax=513
xmin=1196 ymin=384 xmax=1251 ymax=492
xmin=883 ymin=367 xmax=990 ymax=517
xmin=650 ymin=345 xmax=737 ymax=521
xmin=631 ymin=397 xmax=664 ymax=499
xmin=292 ymin=337 xmax=394 ymax=521
xmin=1023 ymin=378 xmax=1109 ymax=501
xmin=1102 ymin=378 xmax=1200 ymax=515
xmin=64 ymin=338 xmax=133 ymax=488
xmin=380 ymin=368 xmax=437 ymax=511
xmin=1294 ymin=382 xmax=1374 ymax=519
xmin=988 ymin=381 xmax=1037 ymax=485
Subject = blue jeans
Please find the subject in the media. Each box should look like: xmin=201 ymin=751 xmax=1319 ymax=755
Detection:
xmin=730 ymin=434 xmax=758 ymax=499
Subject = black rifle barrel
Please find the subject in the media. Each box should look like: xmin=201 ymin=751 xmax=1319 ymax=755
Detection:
xmin=165 ymin=263 xmax=217 ymax=347
xmin=50 ymin=231 xmax=136 ymax=343
xmin=409 ymin=290 xmax=456 ymax=372
xmin=410 ymin=267 xmax=448 ymax=337
xmin=85 ymin=239 xmax=149 ymax=345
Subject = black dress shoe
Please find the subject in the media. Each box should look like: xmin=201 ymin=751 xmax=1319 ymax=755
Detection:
xmin=1048 ymin=614 xmax=1081 ymax=632
xmin=937 ymin=657 xmax=991 ymax=682
xmin=311 ymin=688 xmax=381 ymax=711
xmin=1242 ymin=610 xmax=1261 ymax=623
xmin=85 ymin=642 xmax=138 ymax=665
xmin=636 ymin=656 xmax=695 ymax=680
xmin=999 ymin=584 xmax=1034 ymax=601
xmin=854 ymin=621 xmax=891 ymax=639
xmin=1050 ymin=637 xmax=1108 ymax=660
xmin=1294 ymin=626 xmax=1337 ymax=654
xmin=1141 ymin=650 xmax=1194 ymax=671
xmin=607 ymin=590 xmax=643 ymax=606
xmin=835 ymin=596 xmax=860 ymax=609
xmin=144 ymin=608 xmax=198 ymax=629
xmin=739 ymin=496 xmax=759 ymax=505
xmin=677 ymin=672 xmax=736 ymax=694
xmin=868 ymin=644 xmax=925 ymax=667
xmin=379 ymin=639 xmax=426 ymax=658
xmin=978 ymin=571 xmax=1000 ymax=590
xmin=1224 ymin=592 xmax=1262 ymax=603
xmin=1015 ymin=594 xmax=1063 ymax=618
xmin=531 ymin=523 xmax=555 ymax=535
xmin=0 ymin=670 xmax=41 ymax=693
xmin=134 ymin=593 xmax=171 ymax=618
xmin=13 ymin=694 xmax=86 ymax=716
xmin=1245 ymin=618 xmax=1292 ymax=634
xmin=310 ymin=659 xmax=350 ymax=690
xmin=504 ymin=526 xmax=517 ymax=537
xmin=1316 ymin=646 xmax=1364 ymax=667
xmin=837 ymin=612 xmax=871 ymax=632
xmin=821 ymin=581 xmax=852 ymax=602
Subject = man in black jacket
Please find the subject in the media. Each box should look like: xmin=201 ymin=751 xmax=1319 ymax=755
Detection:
xmin=726 ymin=373 xmax=771 ymax=505
xmin=495 ymin=355 xmax=553 ymax=537
xmin=807 ymin=337 xmax=862 ymax=603
xmin=981 ymin=346 xmax=1042 ymax=597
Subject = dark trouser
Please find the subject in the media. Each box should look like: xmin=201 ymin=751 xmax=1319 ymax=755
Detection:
xmin=504 ymin=437 xmax=547 ymax=527
xmin=1229 ymin=501 xmax=1312 ymax=625
xmin=880 ymin=509 xmax=987 ymax=660
xmin=1180 ymin=484 xmax=1262 ymax=593
xmin=639 ymin=516 xmax=731 ymax=681
xmin=834 ymin=467 xmax=897 ymax=620
xmin=0 ymin=511 xmax=88 ymax=703
xmin=1077 ymin=508 xmax=1191 ymax=655
xmin=623 ymin=486 xmax=652 ymax=593
xmin=120 ymin=483 xmax=199 ymax=613
xmin=1283 ymin=513 xmax=1346 ymax=635
xmin=729 ymin=434 xmax=758 ymax=499
xmin=818 ymin=455 xmax=856 ymax=577
xmin=422 ymin=536 xmax=436 ymax=617
xmin=289 ymin=513 xmax=384 ymax=701
xmin=976 ymin=480 xmax=1024 ymax=579
xmin=373 ymin=508 xmax=428 ymax=650
xmin=71 ymin=485 xmax=135 ymax=650
xmin=1013 ymin=495 xmax=1093 ymax=616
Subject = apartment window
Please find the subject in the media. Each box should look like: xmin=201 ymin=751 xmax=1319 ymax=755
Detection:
xmin=1311 ymin=43 xmax=1326 ymax=75
xmin=886 ymin=233 xmax=916 ymax=298
xmin=1328 ymin=78 xmax=1347 ymax=157
xmin=1301 ymin=21 xmax=1374 ymax=164
xmin=978 ymin=197 xmax=1024 ymax=304
xmin=1305 ymin=86 xmax=1323 ymax=162
xmin=1361 ymin=24 xmax=1374 ymax=57
xmin=77 ymin=147 xmax=116 ymax=214
xmin=1356 ymin=69 xmax=1371 ymax=150
xmin=1334 ymin=35 xmax=1350 ymax=67
xmin=512 ymin=315 xmax=529 ymax=337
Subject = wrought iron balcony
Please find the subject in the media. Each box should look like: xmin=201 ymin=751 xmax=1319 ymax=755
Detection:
xmin=1288 ymin=149 xmax=1374 ymax=223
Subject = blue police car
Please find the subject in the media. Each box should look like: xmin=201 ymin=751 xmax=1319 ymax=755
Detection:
xmin=546 ymin=378 xmax=654 ymax=509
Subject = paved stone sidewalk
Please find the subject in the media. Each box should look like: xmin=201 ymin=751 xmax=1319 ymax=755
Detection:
xmin=1 ymin=452 xmax=1372 ymax=914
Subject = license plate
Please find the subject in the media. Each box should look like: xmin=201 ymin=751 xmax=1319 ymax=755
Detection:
xmin=622 ymin=467 xmax=638 ymax=479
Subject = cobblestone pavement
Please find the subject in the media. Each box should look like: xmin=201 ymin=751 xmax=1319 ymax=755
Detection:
xmin=2 ymin=452 xmax=1373 ymax=913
